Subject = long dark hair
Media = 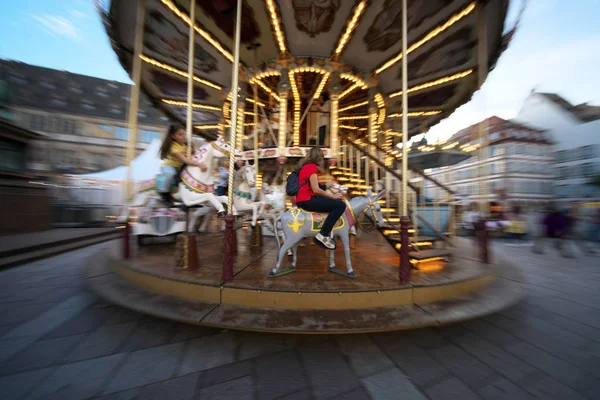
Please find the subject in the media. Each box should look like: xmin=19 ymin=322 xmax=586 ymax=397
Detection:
xmin=298 ymin=147 xmax=324 ymax=170
xmin=159 ymin=124 xmax=184 ymax=160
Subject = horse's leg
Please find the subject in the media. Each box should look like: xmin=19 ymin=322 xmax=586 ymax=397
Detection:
xmin=291 ymin=243 xmax=299 ymax=268
xmin=250 ymin=203 xmax=258 ymax=227
xmin=329 ymin=248 xmax=336 ymax=270
xmin=271 ymin=236 xmax=296 ymax=275
xmin=339 ymin=233 xmax=354 ymax=274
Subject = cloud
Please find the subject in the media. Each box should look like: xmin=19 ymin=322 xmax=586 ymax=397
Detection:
xmin=31 ymin=14 xmax=81 ymax=40
xmin=69 ymin=9 xmax=90 ymax=20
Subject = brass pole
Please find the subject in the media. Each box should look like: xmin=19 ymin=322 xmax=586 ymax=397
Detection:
xmin=477 ymin=4 xmax=489 ymax=216
xmin=226 ymin=0 xmax=242 ymax=214
xmin=401 ymin=0 xmax=408 ymax=216
xmin=253 ymin=83 xmax=259 ymax=180
xmin=185 ymin=0 xmax=196 ymax=159
xmin=124 ymin=0 xmax=145 ymax=201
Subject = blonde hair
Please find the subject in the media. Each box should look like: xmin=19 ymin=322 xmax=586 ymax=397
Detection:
xmin=299 ymin=147 xmax=324 ymax=169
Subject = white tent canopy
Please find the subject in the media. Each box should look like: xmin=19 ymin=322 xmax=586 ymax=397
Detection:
xmin=76 ymin=139 xmax=162 ymax=182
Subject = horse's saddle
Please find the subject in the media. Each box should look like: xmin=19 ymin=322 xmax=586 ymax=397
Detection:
xmin=295 ymin=207 xmax=349 ymax=232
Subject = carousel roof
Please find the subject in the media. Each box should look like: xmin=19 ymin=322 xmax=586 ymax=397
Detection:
xmin=101 ymin=0 xmax=512 ymax=139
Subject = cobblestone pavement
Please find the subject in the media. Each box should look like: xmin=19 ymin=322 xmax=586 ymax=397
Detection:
xmin=0 ymin=239 xmax=599 ymax=399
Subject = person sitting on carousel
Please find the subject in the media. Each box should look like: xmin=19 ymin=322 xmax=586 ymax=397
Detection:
xmin=157 ymin=124 xmax=207 ymax=205
xmin=295 ymin=147 xmax=345 ymax=250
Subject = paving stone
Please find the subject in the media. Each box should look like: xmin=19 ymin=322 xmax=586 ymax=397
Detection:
xmin=429 ymin=343 xmax=499 ymax=391
xmin=120 ymin=320 xmax=176 ymax=352
xmin=276 ymin=388 xmax=313 ymax=400
xmin=477 ymin=376 xmax=531 ymax=400
xmin=372 ymin=335 xmax=449 ymax=386
xmin=104 ymin=308 xmax=145 ymax=325
xmin=448 ymin=331 xmax=537 ymax=382
xmin=3 ymin=293 xmax=96 ymax=339
xmin=519 ymin=374 xmax=589 ymax=400
xmin=136 ymin=373 xmax=200 ymax=400
xmin=195 ymin=376 xmax=253 ymax=400
xmin=0 ymin=337 xmax=36 ymax=366
xmin=63 ymin=322 xmax=137 ymax=362
xmin=170 ymin=323 xmax=219 ymax=343
xmin=236 ymin=332 xmax=295 ymax=361
xmin=459 ymin=319 xmax=520 ymax=348
xmin=0 ymin=366 xmax=54 ymax=399
xmin=0 ymin=333 xmax=85 ymax=374
xmin=103 ymin=342 xmax=184 ymax=394
xmin=362 ymin=367 xmax=426 ymax=400
xmin=0 ymin=302 xmax=55 ymax=326
xmin=336 ymin=334 xmax=394 ymax=377
xmin=424 ymin=376 xmax=479 ymax=400
xmin=255 ymin=350 xmax=308 ymax=399
xmin=27 ymin=353 xmax=126 ymax=399
xmin=43 ymin=306 xmax=115 ymax=339
xmin=485 ymin=313 xmax=600 ymax=375
xmin=178 ymin=333 xmax=236 ymax=376
xmin=299 ymin=341 xmax=361 ymax=399
xmin=93 ymin=388 xmax=140 ymax=400
xmin=504 ymin=341 xmax=597 ymax=399
xmin=197 ymin=359 xmax=253 ymax=389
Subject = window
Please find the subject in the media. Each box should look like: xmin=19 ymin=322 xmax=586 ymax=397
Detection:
xmin=96 ymin=88 xmax=109 ymax=98
xmin=138 ymin=110 xmax=146 ymax=118
xmin=115 ymin=127 xmax=127 ymax=141
xmin=51 ymin=98 xmax=66 ymax=107
xmin=489 ymin=132 xmax=500 ymax=141
xmin=69 ymin=85 xmax=82 ymax=94
xmin=109 ymin=107 xmax=122 ymax=115
xmin=40 ymin=81 xmax=56 ymax=90
xmin=9 ymin=75 xmax=26 ymax=84
xmin=82 ymin=102 xmax=95 ymax=110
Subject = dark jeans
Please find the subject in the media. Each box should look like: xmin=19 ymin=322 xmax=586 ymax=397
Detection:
xmin=319 ymin=125 xmax=326 ymax=146
xmin=297 ymin=197 xmax=346 ymax=236
xmin=216 ymin=186 xmax=227 ymax=196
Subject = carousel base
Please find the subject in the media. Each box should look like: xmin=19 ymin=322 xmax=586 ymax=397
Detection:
xmin=83 ymin=233 xmax=525 ymax=334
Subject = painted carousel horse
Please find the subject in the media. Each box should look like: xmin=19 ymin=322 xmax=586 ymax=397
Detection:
xmin=232 ymin=163 xmax=267 ymax=227
xmin=131 ymin=136 xmax=241 ymax=232
xmin=270 ymin=189 xmax=386 ymax=278
xmin=326 ymin=182 xmax=356 ymax=236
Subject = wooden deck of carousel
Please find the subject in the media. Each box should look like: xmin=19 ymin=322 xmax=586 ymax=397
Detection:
xmin=84 ymin=229 xmax=525 ymax=334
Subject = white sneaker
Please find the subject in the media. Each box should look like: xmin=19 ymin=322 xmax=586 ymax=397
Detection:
xmin=314 ymin=233 xmax=336 ymax=250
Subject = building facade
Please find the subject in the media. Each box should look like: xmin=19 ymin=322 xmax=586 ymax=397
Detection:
xmin=1 ymin=59 xmax=168 ymax=178
xmin=514 ymin=92 xmax=600 ymax=203
xmin=418 ymin=116 xmax=555 ymax=206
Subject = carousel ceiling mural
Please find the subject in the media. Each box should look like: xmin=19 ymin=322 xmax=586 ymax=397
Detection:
xmin=101 ymin=0 xmax=511 ymax=139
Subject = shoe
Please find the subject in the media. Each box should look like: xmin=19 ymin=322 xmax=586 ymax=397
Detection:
xmin=314 ymin=233 xmax=336 ymax=250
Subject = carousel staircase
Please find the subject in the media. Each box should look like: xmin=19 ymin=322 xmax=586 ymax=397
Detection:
xmin=330 ymin=164 xmax=452 ymax=271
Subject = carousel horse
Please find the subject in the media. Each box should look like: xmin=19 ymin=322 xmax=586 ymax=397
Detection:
xmin=232 ymin=163 xmax=267 ymax=227
xmin=131 ymin=136 xmax=241 ymax=232
xmin=270 ymin=189 xmax=386 ymax=278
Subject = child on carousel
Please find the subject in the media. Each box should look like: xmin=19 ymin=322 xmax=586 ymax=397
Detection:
xmin=157 ymin=124 xmax=207 ymax=205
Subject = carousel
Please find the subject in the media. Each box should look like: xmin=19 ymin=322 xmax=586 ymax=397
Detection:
xmin=85 ymin=0 xmax=525 ymax=333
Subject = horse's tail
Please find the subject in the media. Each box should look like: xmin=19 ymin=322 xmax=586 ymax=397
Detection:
xmin=273 ymin=215 xmax=282 ymax=251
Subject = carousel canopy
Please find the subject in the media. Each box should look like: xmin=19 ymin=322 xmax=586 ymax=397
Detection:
xmin=101 ymin=0 xmax=512 ymax=140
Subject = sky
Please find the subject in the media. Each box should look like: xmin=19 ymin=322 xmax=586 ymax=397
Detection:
xmin=1 ymin=0 xmax=600 ymax=142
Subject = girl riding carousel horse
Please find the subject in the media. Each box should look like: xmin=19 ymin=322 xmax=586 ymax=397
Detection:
xmin=157 ymin=124 xmax=207 ymax=205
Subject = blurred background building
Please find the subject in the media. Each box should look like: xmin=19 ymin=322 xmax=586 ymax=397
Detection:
xmin=0 ymin=59 xmax=168 ymax=230
xmin=1 ymin=59 xmax=167 ymax=178
xmin=514 ymin=91 xmax=600 ymax=204
xmin=419 ymin=116 xmax=555 ymax=207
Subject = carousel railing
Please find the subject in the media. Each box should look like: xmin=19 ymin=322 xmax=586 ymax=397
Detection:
xmin=340 ymin=132 xmax=454 ymax=247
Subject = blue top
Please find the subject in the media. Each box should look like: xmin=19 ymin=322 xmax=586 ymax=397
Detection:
xmin=217 ymin=167 xmax=229 ymax=188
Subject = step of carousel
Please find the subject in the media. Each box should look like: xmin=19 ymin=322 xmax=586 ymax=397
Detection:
xmin=82 ymin=232 xmax=524 ymax=334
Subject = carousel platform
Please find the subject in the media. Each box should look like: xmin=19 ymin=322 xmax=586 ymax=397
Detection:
xmin=83 ymin=231 xmax=525 ymax=334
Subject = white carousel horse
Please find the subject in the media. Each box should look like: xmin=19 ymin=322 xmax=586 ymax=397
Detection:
xmin=232 ymin=163 xmax=267 ymax=227
xmin=129 ymin=136 xmax=241 ymax=232
xmin=270 ymin=189 xmax=386 ymax=278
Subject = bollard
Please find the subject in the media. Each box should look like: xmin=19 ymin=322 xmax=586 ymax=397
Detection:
xmin=222 ymin=214 xmax=235 ymax=282
xmin=122 ymin=222 xmax=131 ymax=259
xmin=399 ymin=216 xmax=411 ymax=283
xmin=477 ymin=219 xmax=491 ymax=264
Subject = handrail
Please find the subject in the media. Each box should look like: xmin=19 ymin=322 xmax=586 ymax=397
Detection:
xmin=341 ymin=133 xmax=420 ymax=194
xmin=364 ymin=138 xmax=455 ymax=196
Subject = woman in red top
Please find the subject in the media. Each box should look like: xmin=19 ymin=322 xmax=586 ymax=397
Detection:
xmin=296 ymin=147 xmax=346 ymax=249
